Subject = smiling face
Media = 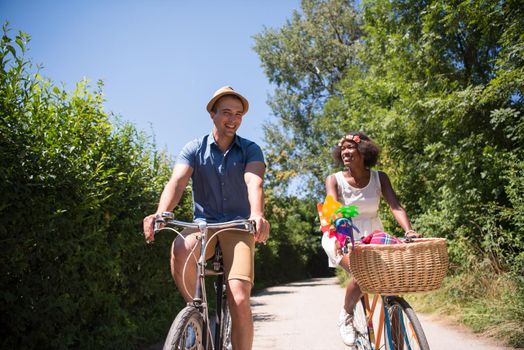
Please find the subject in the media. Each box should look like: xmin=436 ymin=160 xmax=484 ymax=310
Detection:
xmin=340 ymin=140 xmax=363 ymax=168
xmin=210 ymin=95 xmax=244 ymax=139
xmin=332 ymin=132 xmax=380 ymax=168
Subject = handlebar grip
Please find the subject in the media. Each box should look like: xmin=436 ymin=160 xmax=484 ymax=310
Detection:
xmin=161 ymin=211 xmax=174 ymax=219
xmin=153 ymin=215 xmax=166 ymax=233
xmin=153 ymin=212 xmax=175 ymax=233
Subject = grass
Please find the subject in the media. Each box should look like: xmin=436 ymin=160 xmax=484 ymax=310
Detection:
xmin=336 ymin=268 xmax=524 ymax=348
xmin=406 ymin=271 xmax=524 ymax=348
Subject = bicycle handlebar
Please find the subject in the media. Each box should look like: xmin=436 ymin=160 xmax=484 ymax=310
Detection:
xmin=154 ymin=211 xmax=256 ymax=234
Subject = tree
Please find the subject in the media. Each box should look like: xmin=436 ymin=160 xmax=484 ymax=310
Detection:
xmin=254 ymin=0 xmax=362 ymax=194
xmin=255 ymin=2 xmax=524 ymax=344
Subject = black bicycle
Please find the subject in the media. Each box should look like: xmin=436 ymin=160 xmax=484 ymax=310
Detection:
xmin=154 ymin=212 xmax=255 ymax=350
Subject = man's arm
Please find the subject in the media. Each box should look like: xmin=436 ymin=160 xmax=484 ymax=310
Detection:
xmin=143 ymin=164 xmax=193 ymax=242
xmin=244 ymin=161 xmax=270 ymax=243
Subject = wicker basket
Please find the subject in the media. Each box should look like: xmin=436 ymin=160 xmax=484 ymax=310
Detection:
xmin=349 ymin=238 xmax=449 ymax=295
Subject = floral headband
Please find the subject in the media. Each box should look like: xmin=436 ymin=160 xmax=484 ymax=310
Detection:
xmin=338 ymin=134 xmax=361 ymax=146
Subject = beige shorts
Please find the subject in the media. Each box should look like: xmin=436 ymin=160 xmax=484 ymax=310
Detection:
xmin=179 ymin=227 xmax=256 ymax=284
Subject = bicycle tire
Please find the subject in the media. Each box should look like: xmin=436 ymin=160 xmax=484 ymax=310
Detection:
xmin=163 ymin=306 xmax=207 ymax=350
xmin=384 ymin=296 xmax=430 ymax=350
xmin=353 ymin=299 xmax=373 ymax=350
xmin=219 ymin=300 xmax=232 ymax=350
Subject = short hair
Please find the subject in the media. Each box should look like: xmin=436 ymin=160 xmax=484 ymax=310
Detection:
xmin=331 ymin=131 xmax=380 ymax=168
xmin=211 ymin=94 xmax=244 ymax=113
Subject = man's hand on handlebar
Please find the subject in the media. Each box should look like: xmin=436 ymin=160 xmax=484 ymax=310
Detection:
xmin=250 ymin=215 xmax=270 ymax=244
xmin=143 ymin=213 xmax=162 ymax=243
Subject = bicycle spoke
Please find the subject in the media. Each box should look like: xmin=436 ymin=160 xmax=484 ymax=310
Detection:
xmin=384 ymin=297 xmax=429 ymax=350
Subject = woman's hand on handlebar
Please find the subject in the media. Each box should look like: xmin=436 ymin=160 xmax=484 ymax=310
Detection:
xmin=250 ymin=215 xmax=270 ymax=244
xmin=405 ymin=229 xmax=422 ymax=239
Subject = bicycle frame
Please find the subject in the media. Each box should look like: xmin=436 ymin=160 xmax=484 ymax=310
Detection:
xmin=155 ymin=213 xmax=255 ymax=350
xmin=194 ymin=220 xmax=211 ymax=348
xmin=360 ymin=293 xmax=385 ymax=349
xmin=358 ymin=293 xmax=427 ymax=350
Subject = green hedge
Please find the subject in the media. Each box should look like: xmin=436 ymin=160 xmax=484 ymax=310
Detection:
xmin=254 ymin=193 xmax=330 ymax=289
xmin=0 ymin=25 xmax=192 ymax=349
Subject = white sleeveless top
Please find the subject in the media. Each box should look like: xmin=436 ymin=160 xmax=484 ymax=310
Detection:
xmin=334 ymin=170 xmax=384 ymax=239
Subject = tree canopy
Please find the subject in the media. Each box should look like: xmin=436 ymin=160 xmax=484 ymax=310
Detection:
xmin=256 ymin=0 xmax=523 ymax=273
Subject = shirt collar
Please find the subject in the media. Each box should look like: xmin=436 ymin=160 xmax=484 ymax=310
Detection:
xmin=207 ymin=132 xmax=240 ymax=149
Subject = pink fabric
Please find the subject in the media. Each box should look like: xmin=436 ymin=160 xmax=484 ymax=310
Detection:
xmin=361 ymin=230 xmax=402 ymax=245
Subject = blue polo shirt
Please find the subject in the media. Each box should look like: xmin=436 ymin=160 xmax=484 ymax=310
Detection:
xmin=176 ymin=133 xmax=265 ymax=223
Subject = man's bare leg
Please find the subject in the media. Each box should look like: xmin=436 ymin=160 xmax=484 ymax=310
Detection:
xmin=227 ymin=279 xmax=253 ymax=350
xmin=170 ymin=235 xmax=199 ymax=302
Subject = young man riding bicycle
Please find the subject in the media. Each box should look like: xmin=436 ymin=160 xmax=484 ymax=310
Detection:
xmin=143 ymin=86 xmax=270 ymax=350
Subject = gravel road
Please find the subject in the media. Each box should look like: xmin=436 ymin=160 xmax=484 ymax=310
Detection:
xmin=251 ymin=277 xmax=514 ymax=350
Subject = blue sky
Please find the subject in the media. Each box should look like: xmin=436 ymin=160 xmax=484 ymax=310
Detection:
xmin=0 ymin=0 xmax=301 ymax=155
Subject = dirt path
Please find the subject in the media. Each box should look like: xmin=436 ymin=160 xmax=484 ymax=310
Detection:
xmin=251 ymin=277 xmax=513 ymax=350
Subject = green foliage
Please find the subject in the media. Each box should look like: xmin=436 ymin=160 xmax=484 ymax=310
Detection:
xmin=0 ymin=24 xmax=192 ymax=349
xmin=255 ymin=0 xmax=523 ymax=345
xmin=408 ymin=272 xmax=524 ymax=348
xmin=254 ymin=191 xmax=331 ymax=289
xmin=253 ymin=0 xmax=362 ymax=194
xmin=257 ymin=0 xmax=524 ymax=276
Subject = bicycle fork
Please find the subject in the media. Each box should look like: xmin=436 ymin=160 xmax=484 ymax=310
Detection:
xmin=362 ymin=294 xmax=388 ymax=350
xmin=194 ymin=222 xmax=211 ymax=349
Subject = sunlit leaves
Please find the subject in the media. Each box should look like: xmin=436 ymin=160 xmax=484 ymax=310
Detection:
xmin=0 ymin=24 xmax=190 ymax=348
xmin=254 ymin=0 xmax=362 ymax=194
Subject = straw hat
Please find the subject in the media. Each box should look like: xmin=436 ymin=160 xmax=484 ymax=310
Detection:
xmin=206 ymin=86 xmax=249 ymax=115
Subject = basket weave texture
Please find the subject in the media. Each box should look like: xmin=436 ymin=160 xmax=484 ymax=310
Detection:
xmin=349 ymin=238 xmax=448 ymax=295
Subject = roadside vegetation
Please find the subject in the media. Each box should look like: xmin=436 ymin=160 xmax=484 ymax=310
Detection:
xmin=254 ymin=0 xmax=523 ymax=347
xmin=1 ymin=0 xmax=523 ymax=348
xmin=0 ymin=25 xmax=191 ymax=348
xmin=408 ymin=271 xmax=523 ymax=347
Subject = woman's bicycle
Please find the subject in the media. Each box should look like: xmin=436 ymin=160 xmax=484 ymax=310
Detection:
xmin=154 ymin=212 xmax=256 ymax=350
xmin=347 ymin=236 xmax=448 ymax=350
xmin=352 ymin=291 xmax=429 ymax=350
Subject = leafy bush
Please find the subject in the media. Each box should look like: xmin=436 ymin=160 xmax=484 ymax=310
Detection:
xmin=0 ymin=25 xmax=192 ymax=349
xmin=255 ymin=192 xmax=331 ymax=289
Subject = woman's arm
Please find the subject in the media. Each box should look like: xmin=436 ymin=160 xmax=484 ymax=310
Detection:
xmin=325 ymin=174 xmax=339 ymax=201
xmin=378 ymin=171 xmax=420 ymax=237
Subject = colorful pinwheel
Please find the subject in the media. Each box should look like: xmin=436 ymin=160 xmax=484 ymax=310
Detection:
xmin=317 ymin=195 xmax=360 ymax=249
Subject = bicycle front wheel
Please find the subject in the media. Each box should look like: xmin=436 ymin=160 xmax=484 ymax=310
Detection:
xmin=163 ymin=306 xmax=206 ymax=350
xmin=353 ymin=298 xmax=372 ymax=350
xmin=384 ymin=296 xmax=430 ymax=350
xmin=219 ymin=301 xmax=232 ymax=350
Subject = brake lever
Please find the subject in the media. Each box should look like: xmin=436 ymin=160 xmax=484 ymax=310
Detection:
xmin=154 ymin=216 xmax=166 ymax=234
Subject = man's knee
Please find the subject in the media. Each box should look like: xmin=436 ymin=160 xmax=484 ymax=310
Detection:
xmin=171 ymin=240 xmax=183 ymax=267
xmin=228 ymin=279 xmax=252 ymax=308
xmin=170 ymin=237 xmax=197 ymax=278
